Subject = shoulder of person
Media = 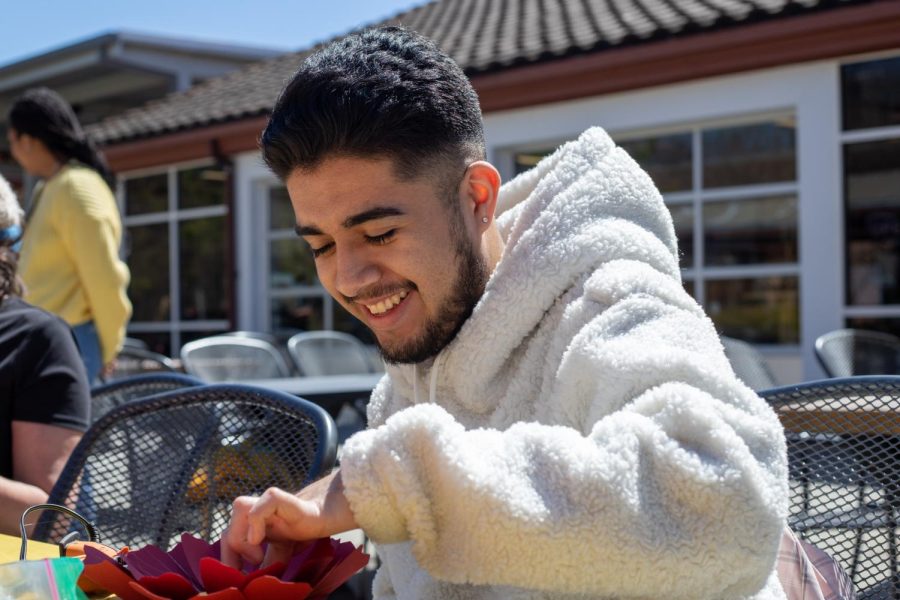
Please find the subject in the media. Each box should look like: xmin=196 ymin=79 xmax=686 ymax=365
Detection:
xmin=2 ymin=297 xmax=74 ymax=341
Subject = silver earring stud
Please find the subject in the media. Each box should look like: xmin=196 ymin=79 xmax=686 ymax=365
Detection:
xmin=481 ymin=217 xmax=489 ymax=223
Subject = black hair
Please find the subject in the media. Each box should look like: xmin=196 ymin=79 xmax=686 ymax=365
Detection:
xmin=8 ymin=87 xmax=111 ymax=181
xmin=262 ymin=26 xmax=485 ymax=191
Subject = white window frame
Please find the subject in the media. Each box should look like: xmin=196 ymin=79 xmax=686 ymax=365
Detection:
xmin=118 ymin=159 xmax=230 ymax=354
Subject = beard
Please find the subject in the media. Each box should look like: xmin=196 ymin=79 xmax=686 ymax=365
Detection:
xmin=376 ymin=220 xmax=489 ymax=365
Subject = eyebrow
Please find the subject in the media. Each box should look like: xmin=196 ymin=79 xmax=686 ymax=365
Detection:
xmin=295 ymin=206 xmax=405 ymax=237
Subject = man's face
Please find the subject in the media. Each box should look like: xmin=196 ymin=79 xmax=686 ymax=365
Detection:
xmin=287 ymin=155 xmax=489 ymax=364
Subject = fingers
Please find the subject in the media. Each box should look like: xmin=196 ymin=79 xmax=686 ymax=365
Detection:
xmin=221 ymin=495 xmax=265 ymax=568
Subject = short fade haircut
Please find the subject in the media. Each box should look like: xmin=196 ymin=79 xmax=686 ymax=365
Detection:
xmin=261 ymin=26 xmax=485 ymax=192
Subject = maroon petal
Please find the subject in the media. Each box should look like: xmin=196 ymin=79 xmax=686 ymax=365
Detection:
xmin=308 ymin=544 xmax=369 ymax=598
xmin=241 ymin=560 xmax=286 ymax=587
xmin=125 ymin=544 xmax=193 ymax=581
xmin=281 ymin=538 xmax=334 ymax=582
xmin=135 ymin=572 xmax=197 ymax=600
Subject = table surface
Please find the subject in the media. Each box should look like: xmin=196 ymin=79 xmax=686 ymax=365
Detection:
xmin=0 ymin=533 xmax=59 ymax=563
xmin=239 ymin=373 xmax=383 ymax=395
xmin=773 ymin=396 xmax=900 ymax=436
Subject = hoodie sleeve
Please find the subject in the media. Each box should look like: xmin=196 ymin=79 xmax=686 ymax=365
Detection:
xmin=340 ymin=127 xmax=788 ymax=599
xmin=340 ymin=271 xmax=788 ymax=599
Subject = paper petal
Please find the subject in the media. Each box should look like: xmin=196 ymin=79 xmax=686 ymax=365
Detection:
xmin=243 ymin=575 xmax=312 ymax=600
xmin=308 ymin=544 xmax=370 ymax=598
xmin=136 ymin=572 xmax=197 ymax=600
xmin=127 ymin=580 xmax=170 ymax=600
xmin=242 ymin=560 xmax=287 ymax=586
xmin=281 ymin=538 xmax=334 ymax=582
xmin=201 ymin=588 xmax=247 ymax=599
xmin=126 ymin=544 xmax=194 ymax=582
xmin=200 ymin=556 xmax=248 ymax=592
xmin=177 ymin=532 xmax=218 ymax=587
xmin=81 ymin=546 xmax=145 ymax=600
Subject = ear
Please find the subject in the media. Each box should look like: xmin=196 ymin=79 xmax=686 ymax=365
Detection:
xmin=460 ymin=161 xmax=501 ymax=233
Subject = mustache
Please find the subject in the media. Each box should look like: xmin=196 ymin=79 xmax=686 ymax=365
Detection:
xmin=343 ymin=282 xmax=417 ymax=304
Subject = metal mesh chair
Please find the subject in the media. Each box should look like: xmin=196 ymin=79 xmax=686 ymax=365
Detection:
xmin=760 ymin=376 xmax=900 ymax=598
xmin=287 ymin=331 xmax=380 ymax=376
xmin=721 ymin=336 xmax=779 ymax=391
xmin=90 ymin=373 xmax=204 ymax=423
xmin=181 ymin=336 xmax=292 ymax=381
xmin=815 ymin=329 xmax=900 ymax=378
xmin=104 ymin=346 xmax=178 ymax=381
xmin=33 ymin=384 xmax=337 ymax=551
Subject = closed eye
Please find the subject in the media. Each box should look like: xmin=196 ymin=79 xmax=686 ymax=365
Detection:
xmin=366 ymin=229 xmax=396 ymax=245
xmin=310 ymin=242 xmax=334 ymax=258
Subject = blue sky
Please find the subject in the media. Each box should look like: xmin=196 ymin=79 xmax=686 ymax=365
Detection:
xmin=0 ymin=0 xmax=428 ymax=68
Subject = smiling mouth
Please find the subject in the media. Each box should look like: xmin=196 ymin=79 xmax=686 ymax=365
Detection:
xmin=361 ymin=290 xmax=408 ymax=315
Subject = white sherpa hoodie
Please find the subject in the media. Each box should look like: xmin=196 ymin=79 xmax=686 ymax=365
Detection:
xmin=340 ymin=127 xmax=789 ymax=599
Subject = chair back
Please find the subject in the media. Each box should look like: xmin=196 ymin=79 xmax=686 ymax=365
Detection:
xmin=721 ymin=336 xmax=779 ymax=391
xmin=815 ymin=328 xmax=900 ymax=378
xmin=287 ymin=331 xmax=378 ymax=376
xmin=34 ymin=384 xmax=337 ymax=550
xmin=90 ymin=373 xmax=204 ymax=423
xmin=760 ymin=376 xmax=900 ymax=597
xmin=106 ymin=347 xmax=178 ymax=381
xmin=181 ymin=336 xmax=292 ymax=381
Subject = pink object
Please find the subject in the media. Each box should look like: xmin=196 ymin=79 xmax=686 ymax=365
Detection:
xmin=80 ymin=532 xmax=369 ymax=599
xmin=776 ymin=527 xmax=857 ymax=600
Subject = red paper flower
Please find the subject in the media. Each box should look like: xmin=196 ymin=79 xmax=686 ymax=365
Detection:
xmin=80 ymin=533 xmax=369 ymax=600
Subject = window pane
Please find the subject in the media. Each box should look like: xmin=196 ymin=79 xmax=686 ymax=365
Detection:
xmin=125 ymin=173 xmax=167 ymax=215
xmin=844 ymin=139 xmax=900 ymax=305
xmin=269 ymin=187 xmax=296 ymax=230
xmin=619 ymin=133 xmax=692 ymax=193
xmin=513 ymin=149 xmax=554 ymax=176
xmin=271 ymin=296 xmax=324 ymax=336
xmin=842 ymin=56 xmax=900 ymax=130
xmin=126 ymin=332 xmax=171 ymax=357
xmin=179 ymin=217 xmax=228 ymax=320
xmin=703 ymin=195 xmax=798 ymax=266
xmin=683 ymin=279 xmax=695 ymax=299
xmin=702 ymin=120 xmax=796 ymax=188
xmin=270 ymin=238 xmax=317 ymax=288
xmin=126 ymin=223 xmax=170 ymax=321
xmin=669 ymin=203 xmax=694 ymax=268
xmin=180 ymin=330 xmax=228 ymax=346
xmin=705 ymin=276 xmax=799 ymax=344
xmin=846 ymin=317 xmax=900 ymax=339
xmin=178 ymin=166 xmax=225 ymax=209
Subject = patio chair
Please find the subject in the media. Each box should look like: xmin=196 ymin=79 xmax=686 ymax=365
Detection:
xmin=103 ymin=346 xmax=178 ymax=381
xmin=760 ymin=376 xmax=900 ymax=598
xmin=287 ymin=331 xmax=379 ymax=377
xmin=90 ymin=372 xmax=204 ymax=423
xmin=223 ymin=330 xmax=298 ymax=375
xmin=32 ymin=384 xmax=337 ymax=550
xmin=180 ymin=335 xmax=292 ymax=381
xmin=721 ymin=336 xmax=779 ymax=391
xmin=815 ymin=328 xmax=900 ymax=378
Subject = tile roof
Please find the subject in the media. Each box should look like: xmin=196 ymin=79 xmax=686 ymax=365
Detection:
xmin=88 ymin=0 xmax=860 ymax=144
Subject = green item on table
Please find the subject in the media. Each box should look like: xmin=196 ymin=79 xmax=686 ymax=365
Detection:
xmin=0 ymin=557 xmax=88 ymax=600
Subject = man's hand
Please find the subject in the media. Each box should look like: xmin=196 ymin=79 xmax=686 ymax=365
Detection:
xmin=220 ymin=470 xmax=357 ymax=568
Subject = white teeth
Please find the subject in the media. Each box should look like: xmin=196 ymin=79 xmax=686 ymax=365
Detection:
xmin=366 ymin=291 xmax=408 ymax=315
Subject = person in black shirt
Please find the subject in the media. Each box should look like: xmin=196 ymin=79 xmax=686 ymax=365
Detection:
xmin=0 ymin=173 xmax=90 ymax=535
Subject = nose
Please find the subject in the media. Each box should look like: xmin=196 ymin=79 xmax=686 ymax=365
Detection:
xmin=333 ymin=246 xmax=380 ymax=300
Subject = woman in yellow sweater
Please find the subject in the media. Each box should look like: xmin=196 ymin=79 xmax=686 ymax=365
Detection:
xmin=7 ymin=88 xmax=131 ymax=383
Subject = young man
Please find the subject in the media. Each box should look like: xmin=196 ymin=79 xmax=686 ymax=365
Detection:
xmin=223 ymin=27 xmax=789 ymax=599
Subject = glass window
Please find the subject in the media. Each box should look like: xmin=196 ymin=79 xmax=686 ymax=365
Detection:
xmin=124 ymin=174 xmax=167 ymax=215
xmin=270 ymin=238 xmax=317 ymax=288
xmin=842 ymin=56 xmax=900 ymax=131
xmin=669 ymin=203 xmax=694 ymax=269
xmin=705 ymin=276 xmax=799 ymax=344
xmin=126 ymin=332 xmax=171 ymax=357
xmin=271 ymin=296 xmax=324 ymax=335
xmin=620 ymin=132 xmax=692 ymax=193
xmin=844 ymin=139 xmax=900 ymax=305
xmin=702 ymin=120 xmax=796 ymax=188
xmin=126 ymin=223 xmax=170 ymax=322
xmin=703 ymin=195 xmax=798 ymax=266
xmin=846 ymin=317 xmax=900 ymax=339
xmin=513 ymin=149 xmax=554 ymax=176
xmin=683 ymin=279 xmax=695 ymax=299
xmin=179 ymin=217 xmax=228 ymax=320
xmin=269 ymin=187 xmax=296 ymax=230
xmin=177 ymin=166 xmax=226 ymax=210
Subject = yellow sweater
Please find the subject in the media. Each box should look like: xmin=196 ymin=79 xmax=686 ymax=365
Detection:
xmin=19 ymin=163 xmax=132 ymax=364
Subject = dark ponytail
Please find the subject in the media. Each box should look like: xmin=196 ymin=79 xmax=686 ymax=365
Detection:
xmin=8 ymin=87 xmax=111 ymax=182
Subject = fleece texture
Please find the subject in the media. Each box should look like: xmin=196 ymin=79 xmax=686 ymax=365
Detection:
xmin=340 ymin=127 xmax=789 ymax=599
